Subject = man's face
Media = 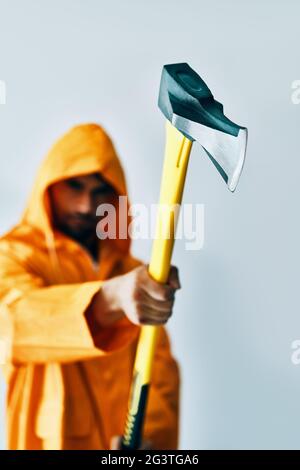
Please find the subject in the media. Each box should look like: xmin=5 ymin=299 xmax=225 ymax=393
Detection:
xmin=49 ymin=173 xmax=115 ymax=242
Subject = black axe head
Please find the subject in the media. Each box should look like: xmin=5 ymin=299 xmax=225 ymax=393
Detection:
xmin=158 ymin=63 xmax=248 ymax=192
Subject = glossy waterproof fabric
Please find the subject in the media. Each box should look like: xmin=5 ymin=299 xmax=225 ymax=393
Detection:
xmin=0 ymin=123 xmax=180 ymax=449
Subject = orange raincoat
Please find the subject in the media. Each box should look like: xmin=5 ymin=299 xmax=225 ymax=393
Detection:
xmin=0 ymin=124 xmax=180 ymax=450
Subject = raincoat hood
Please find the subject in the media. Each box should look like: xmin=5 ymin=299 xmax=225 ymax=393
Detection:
xmin=22 ymin=123 xmax=131 ymax=255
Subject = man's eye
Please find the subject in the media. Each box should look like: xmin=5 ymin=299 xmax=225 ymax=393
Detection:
xmin=67 ymin=180 xmax=83 ymax=191
xmin=93 ymin=185 xmax=112 ymax=196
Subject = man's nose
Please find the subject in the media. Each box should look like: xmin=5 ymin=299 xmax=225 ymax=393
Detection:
xmin=77 ymin=193 xmax=93 ymax=214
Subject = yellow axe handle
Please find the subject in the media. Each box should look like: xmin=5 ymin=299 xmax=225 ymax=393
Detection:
xmin=121 ymin=121 xmax=193 ymax=449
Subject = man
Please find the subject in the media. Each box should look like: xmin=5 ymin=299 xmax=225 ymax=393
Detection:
xmin=0 ymin=123 xmax=181 ymax=450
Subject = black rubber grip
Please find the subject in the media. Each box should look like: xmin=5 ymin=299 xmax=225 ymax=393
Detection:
xmin=121 ymin=383 xmax=150 ymax=450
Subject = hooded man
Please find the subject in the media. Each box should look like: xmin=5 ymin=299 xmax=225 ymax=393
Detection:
xmin=0 ymin=123 xmax=181 ymax=450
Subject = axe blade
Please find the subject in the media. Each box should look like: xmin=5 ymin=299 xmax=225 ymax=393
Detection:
xmin=158 ymin=62 xmax=248 ymax=192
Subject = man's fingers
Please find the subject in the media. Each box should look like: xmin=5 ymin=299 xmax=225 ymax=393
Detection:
xmin=138 ymin=304 xmax=172 ymax=325
xmin=127 ymin=265 xmax=181 ymax=326
xmin=140 ymin=267 xmax=180 ymax=302
xmin=140 ymin=438 xmax=152 ymax=450
xmin=110 ymin=435 xmax=122 ymax=450
xmin=110 ymin=434 xmax=152 ymax=450
xmin=167 ymin=265 xmax=181 ymax=289
xmin=142 ymin=277 xmax=176 ymax=302
xmin=138 ymin=288 xmax=174 ymax=312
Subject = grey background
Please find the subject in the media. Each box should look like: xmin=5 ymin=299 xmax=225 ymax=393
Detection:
xmin=0 ymin=0 xmax=299 ymax=450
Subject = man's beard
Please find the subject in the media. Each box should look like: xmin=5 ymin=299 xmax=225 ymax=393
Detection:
xmin=57 ymin=215 xmax=97 ymax=244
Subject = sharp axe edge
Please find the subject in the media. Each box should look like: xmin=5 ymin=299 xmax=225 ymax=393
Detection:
xmin=158 ymin=62 xmax=248 ymax=192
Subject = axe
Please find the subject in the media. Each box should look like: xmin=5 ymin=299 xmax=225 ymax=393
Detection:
xmin=121 ymin=63 xmax=248 ymax=449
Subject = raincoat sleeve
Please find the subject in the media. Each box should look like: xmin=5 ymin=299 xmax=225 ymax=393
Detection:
xmin=142 ymin=326 xmax=181 ymax=450
xmin=0 ymin=249 xmax=139 ymax=365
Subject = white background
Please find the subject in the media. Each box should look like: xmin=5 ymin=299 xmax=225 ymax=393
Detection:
xmin=0 ymin=0 xmax=300 ymax=449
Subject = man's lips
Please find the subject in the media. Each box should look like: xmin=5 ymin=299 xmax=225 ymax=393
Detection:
xmin=68 ymin=216 xmax=95 ymax=227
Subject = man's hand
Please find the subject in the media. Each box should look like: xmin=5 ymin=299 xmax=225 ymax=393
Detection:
xmin=110 ymin=435 xmax=152 ymax=450
xmin=88 ymin=264 xmax=181 ymax=328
